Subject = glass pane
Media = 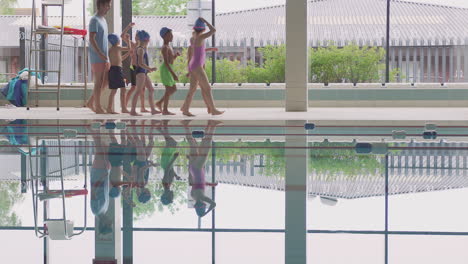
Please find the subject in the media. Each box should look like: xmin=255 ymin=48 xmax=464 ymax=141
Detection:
xmin=308 ymin=142 xmax=385 ymax=231
xmin=134 ymin=231 xmax=211 ymax=264
xmin=216 ymin=233 xmax=284 ymax=264
xmin=49 ymin=231 xmax=94 ymax=264
xmin=389 ymin=235 xmax=468 ymax=264
xmin=308 ymin=234 xmax=384 ymax=264
xmin=0 ymin=230 xmax=43 ymax=262
xmin=388 ymin=143 xmax=468 ymax=232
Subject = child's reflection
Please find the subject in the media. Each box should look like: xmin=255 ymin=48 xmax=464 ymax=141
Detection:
xmin=158 ymin=120 xmax=181 ymax=205
xmin=182 ymin=120 xmax=222 ymax=217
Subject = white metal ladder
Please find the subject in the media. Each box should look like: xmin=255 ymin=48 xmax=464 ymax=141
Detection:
xmin=27 ymin=0 xmax=65 ymax=111
xmin=27 ymin=0 xmax=89 ymax=110
xmin=28 ymin=127 xmax=88 ymax=240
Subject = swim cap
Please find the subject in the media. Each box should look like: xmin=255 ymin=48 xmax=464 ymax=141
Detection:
xmin=193 ymin=18 xmax=206 ymax=31
xmin=108 ymin=34 xmax=119 ymax=46
xmin=137 ymin=30 xmax=150 ymax=42
xmin=160 ymin=27 xmax=172 ymax=38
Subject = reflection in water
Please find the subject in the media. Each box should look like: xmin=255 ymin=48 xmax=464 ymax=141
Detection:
xmin=0 ymin=119 xmax=467 ymax=263
xmin=184 ymin=120 xmax=220 ymax=217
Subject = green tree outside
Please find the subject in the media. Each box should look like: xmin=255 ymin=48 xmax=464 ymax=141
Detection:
xmin=0 ymin=0 xmax=17 ymax=15
xmin=132 ymin=0 xmax=189 ymax=16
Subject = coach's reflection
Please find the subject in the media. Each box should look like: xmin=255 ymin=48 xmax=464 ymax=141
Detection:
xmin=181 ymin=120 xmax=221 ymax=217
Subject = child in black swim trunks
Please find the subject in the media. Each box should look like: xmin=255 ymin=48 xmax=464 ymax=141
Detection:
xmin=106 ymin=24 xmax=133 ymax=114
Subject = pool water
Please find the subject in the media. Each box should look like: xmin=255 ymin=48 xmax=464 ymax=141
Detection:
xmin=1 ymin=119 xmax=468 ymax=264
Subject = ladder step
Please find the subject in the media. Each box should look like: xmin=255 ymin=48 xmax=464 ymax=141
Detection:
xmin=33 ymin=30 xmax=63 ymax=35
xmin=29 ymin=70 xmax=60 ymax=73
xmin=31 ymin=49 xmax=61 ymax=52
xmin=31 ymin=175 xmax=63 ymax=179
xmin=28 ymin=90 xmax=59 ymax=93
xmin=42 ymin=3 xmax=64 ymax=6
xmin=30 ymin=154 xmax=62 ymax=157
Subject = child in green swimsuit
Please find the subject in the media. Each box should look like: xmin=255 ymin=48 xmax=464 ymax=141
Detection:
xmin=156 ymin=27 xmax=180 ymax=115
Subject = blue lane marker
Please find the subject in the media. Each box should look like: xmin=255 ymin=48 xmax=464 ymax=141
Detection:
xmin=304 ymin=123 xmax=316 ymax=130
xmin=192 ymin=130 xmax=205 ymax=138
xmin=423 ymin=131 xmax=437 ymax=139
xmin=105 ymin=122 xmax=116 ymax=130
xmin=355 ymin=143 xmax=372 ymax=154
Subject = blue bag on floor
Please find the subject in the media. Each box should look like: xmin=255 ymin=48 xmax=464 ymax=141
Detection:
xmin=2 ymin=68 xmax=41 ymax=107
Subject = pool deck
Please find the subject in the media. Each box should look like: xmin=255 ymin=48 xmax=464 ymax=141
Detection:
xmin=0 ymin=107 xmax=467 ymax=124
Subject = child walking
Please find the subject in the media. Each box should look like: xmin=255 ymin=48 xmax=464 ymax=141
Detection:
xmin=106 ymin=25 xmax=133 ymax=114
xmin=125 ymin=31 xmax=149 ymax=113
xmin=180 ymin=17 xmax=224 ymax=116
xmin=130 ymin=30 xmax=160 ymax=116
xmin=156 ymin=27 xmax=179 ymax=115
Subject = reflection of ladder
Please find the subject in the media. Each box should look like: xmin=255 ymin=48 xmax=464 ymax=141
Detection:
xmin=28 ymin=129 xmax=88 ymax=240
xmin=27 ymin=0 xmax=88 ymax=110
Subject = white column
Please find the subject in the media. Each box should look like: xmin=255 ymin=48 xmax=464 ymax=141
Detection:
xmin=285 ymin=0 xmax=308 ymax=112
xmin=285 ymin=120 xmax=308 ymax=264
xmin=105 ymin=0 xmax=121 ymax=35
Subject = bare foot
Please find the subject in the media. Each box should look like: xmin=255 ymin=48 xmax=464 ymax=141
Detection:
xmin=155 ymin=101 xmax=163 ymax=112
xmin=130 ymin=111 xmax=143 ymax=116
xmin=181 ymin=110 xmax=195 ymax=117
xmin=106 ymin=109 xmax=119 ymax=114
xmin=95 ymin=108 xmax=106 ymax=114
xmin=151 ymin=119 xmax=161 ymax=127
xmin=121 ymin=108 xmax=130 ymax=114
xmin=151 ymin=109 xmax=161 ymax=115
xmin=211 ymin=109 xmax=225 ymax=116
xmin=162 ymin=111 xmax=176 ymax=115
xmin=179 ymin=120 xmax=192 ymax=127
xmin=140 ymin=108 xmax=150 ymax=113
xmin=86 ymin=102 xmax=95 ymax=112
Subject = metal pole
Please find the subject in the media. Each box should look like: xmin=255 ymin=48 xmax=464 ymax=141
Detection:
xmin=211 ymin=0 xmax=216 ymax=83
xmin=21 ymin=153 xmax=27 ymax=193
xmin=385 ymin=154 xmax=389 ymax=264
xmin=122 ymin=0 xmax=132 ymax=88
xmin=19 ymin=27 xmax=26 ymax=70
xmin=385 ymin=0 xmax=391 ymax=83
xmin=211 ymin=141 xmax=216 ymax=264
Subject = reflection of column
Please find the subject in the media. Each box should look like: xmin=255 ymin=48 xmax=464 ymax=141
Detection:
xmin=285 ymin=120 xmax=308 ymax=264
xmin=95 ymin=199 xmax=122 ymax=264
xmin=285 ymin=0 xmax=308 ymax=111
xmin=123 ymin=193 xmax=133 ymax=264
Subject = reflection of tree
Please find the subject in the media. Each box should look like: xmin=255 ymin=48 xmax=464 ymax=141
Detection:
xmin=309 ymin=142 xmax=384 ymax=179
xmin=0 ymin=181 xmax=24 ymax=226
xmin=214 ymin=141 xmax=286 ymax=177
